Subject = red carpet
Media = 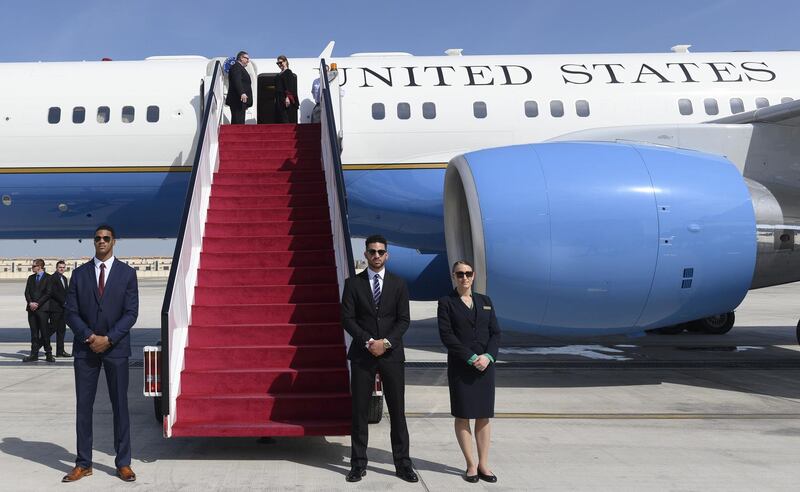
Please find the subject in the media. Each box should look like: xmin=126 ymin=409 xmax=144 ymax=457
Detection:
xmin=171 ymin=123 xmax=351 ymax=437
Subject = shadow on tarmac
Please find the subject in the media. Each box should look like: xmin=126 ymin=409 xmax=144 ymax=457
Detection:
xmin=0 ymin=437 xmax=118 ymax=477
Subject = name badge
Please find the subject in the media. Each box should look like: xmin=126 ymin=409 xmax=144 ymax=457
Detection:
xmin=483 ymin=306 xmax=492 ymax=310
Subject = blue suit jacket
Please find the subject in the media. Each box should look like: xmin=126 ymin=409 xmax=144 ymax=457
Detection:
xmin=65 ymin=259 xmax=139 ymax=358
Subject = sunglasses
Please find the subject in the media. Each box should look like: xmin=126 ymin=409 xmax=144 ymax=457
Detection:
xmin=454 ymin=271 xmax=474 ymax=279
xmin=94 ymin=235 xmax=112 ymax=243
xmin=367 ymin=249 xmax=387 ymax=257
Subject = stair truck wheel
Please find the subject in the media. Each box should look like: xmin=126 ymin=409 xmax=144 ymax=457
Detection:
xmin=692 ymin=312 xmax=735 ymax=335
xmin=154 ymin=396 xmax=163 ymax=424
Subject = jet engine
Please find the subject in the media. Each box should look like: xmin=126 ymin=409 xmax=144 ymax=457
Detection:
xmin=443 ymin=142 xmax=760 ymax=335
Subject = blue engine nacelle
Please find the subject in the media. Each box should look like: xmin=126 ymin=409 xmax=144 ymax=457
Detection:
xmin=444 ymin=142 xmax=757 ymax=336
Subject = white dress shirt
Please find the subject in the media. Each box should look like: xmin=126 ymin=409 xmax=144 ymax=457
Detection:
xmin=93 ymin=256 xmax=115 ymax=286
xmin=366 ymin=267 xmax=385 ymax=292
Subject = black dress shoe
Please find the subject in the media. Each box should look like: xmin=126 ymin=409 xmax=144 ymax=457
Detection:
xmin=345 ymin=467 xmax=366 ymax=482
xmin=22 ymin=355 xmax=38 ymax=362
xmin=395 ymin=466 xmax=418 ymax=483
xmin=45 ymin=354 xmax=56 ymax=363
xmin=478 ymin=471 xmax=498 ymax=483
xmin=464 ymin=471 xmax=479 ymax=483
xmin=57 ymin=351 xmax=72 ymax=358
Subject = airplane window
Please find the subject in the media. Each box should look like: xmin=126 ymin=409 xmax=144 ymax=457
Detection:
xmin=704 ymin=98 xmax=719 ymax=116
xmin=524 ymin=101 xmax=538 ymax=117
xmin=422 ymin=102 xmax=436 ymax=119
xmin=575 ymin=100 xmax=590 ymax=117
xmin=72 ymin=107 xmax=86 ymax=124
xmin=147 ymin=105 xmax=160 ymax=123
xmin=371 ymin=103 xmax=385 ymax=120
xmin=48 ymin=107 xmax=61 ymax=124
xmin=729 ymin=98 xmax=744 ymax=114
xmin=755 ymin=97 xmax=769 ymax=109
xmin=550 ymin=100 xmax=564 ymax=118
xmin=122 ymin=106 xmax=135 ymax=123
xmin=473 ymin=101 xmax=487 ymax=119
xmin=97 ymin=106 xmax=110 ymax=123
xmin=781 ymin=97 xmax=794 ymax=104
xmin=397 ymin=103 xmax=411 ymax=120
xmin=678 ymin=98 xmax=693 ymax=115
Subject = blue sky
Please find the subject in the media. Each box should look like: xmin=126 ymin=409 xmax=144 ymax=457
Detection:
xmin=1 ymin=0 xmax=797 ymax=63
xmin=1 ymin=1 xmax=798 ymax=257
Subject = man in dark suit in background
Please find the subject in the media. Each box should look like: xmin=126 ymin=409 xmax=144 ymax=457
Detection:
xmin=341 ymin=235 xmax=418 ymax=483
xmin=23 ymin=258 xmax=54 ymax=363
xmin=62 ymin=225 xmax=139 ymax=483
xmin=48 ymin=260 xmax=72 ymax=358
xmin=225 ymin=50 xmax=252 ymax=124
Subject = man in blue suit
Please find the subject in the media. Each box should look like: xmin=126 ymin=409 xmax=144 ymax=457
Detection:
xmin=62 ymin=225 xmax=139 ymax=483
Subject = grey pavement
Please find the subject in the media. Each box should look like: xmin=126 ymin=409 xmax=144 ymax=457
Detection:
xmin=1 ymin=279 xmax=800 ymax=490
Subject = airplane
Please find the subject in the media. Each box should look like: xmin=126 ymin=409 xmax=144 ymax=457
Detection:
xmin=2 ymin=43 xmax=799 ymax=338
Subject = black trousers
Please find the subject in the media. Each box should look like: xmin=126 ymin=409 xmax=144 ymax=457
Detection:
xmin=28 ymin=310 xmax=51 ymax=355
xmin=350 ymin=358 xmax=411 ymax=468
xmin=50 ymin=310 xmax=67 ymax=353
xmin=230 ymin=106 xmax=245 ymax=124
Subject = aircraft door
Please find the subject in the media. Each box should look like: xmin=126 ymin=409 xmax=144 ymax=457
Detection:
xmin=258 ymin=73 xmax=278 ymax=124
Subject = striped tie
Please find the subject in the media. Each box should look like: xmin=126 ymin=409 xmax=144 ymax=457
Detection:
xmin=372 ymin=274 xmax=381 ymax=308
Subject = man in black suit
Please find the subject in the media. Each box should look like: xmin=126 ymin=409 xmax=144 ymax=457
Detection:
xmin=48 ymin=260 xmax=72 ymax=358
xmin=23 ymin=258 xmax=54 ymax=363
xmin=225 ymin=50 xmax=252 ymax=124
xmin=341 ymin=235 xmax=418 ymax=483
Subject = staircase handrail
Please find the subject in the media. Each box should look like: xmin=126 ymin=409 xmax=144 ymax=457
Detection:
xmin=159 ymin=60 xmax=224 ymax=436
xmin=320 ymin=59 xmax=356 ymax=288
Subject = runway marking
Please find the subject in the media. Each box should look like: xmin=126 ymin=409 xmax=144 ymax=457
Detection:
xmin=405 ymin=412 xmax=800 ymax=420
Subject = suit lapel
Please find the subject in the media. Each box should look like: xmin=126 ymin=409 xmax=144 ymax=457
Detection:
xmin=88 ymin=261 xmax=100 ymax=304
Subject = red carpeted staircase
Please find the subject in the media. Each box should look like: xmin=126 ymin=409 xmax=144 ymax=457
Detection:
xmin=170 ymin=123 xmax=351 ymax=437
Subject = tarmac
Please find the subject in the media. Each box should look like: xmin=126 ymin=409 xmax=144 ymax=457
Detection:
xmin=1 ymin=278 xmax=800 ymax=491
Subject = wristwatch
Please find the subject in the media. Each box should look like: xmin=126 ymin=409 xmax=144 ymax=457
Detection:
xmin=383 ymin=338 xmax=392 ymax=350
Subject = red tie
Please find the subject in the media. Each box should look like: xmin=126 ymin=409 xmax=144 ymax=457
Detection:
xmin=99 ymin=264 xmax=106 ymax=297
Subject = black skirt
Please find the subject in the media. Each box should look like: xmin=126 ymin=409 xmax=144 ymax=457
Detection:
xmin=447 ymin=354 xmax=496 ymax=419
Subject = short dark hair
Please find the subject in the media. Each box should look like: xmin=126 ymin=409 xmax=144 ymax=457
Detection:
xmin=365 ymin=234 xmax=387 ymax=249
xmin=95 ymin=224 xmax=116 ymax=238
xmin=236 ymin=51 xmax=248 ymax=61
xmin=33 ymin=258 xmax=45 ymax=268
xmin=452 ymin=260 xmax=474 ymax=272
xmin=56 ymin=260 xmax=66 ymax=267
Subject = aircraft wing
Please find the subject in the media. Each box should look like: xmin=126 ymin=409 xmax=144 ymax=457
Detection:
xmin=708 ymin=99 xmax=800 ymax=127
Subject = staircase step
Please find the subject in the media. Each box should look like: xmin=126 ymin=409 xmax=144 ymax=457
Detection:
xmin=208 ymin=194 xmax=328 ymax=209
xmin=217 ymin=157 xmax=320 ymax=171
xmin=221 ymin=142 xmax=321 ymax=153
xmin=220 ymin=123 xmax=320 ymax=135
xmin=220 ymin=149 xmax=319 ymax=161
xmin=199 ymin=251 xmax=335 ymax=269
xmin=210 ymin=182 xmax=327 ymax=197
xmin=180 ymin=368 xmax=350 ymax=394
xmin=213 ymin=170 xmax=324 ymax=185
xmin=204 ymin=220 xmax=331 ymax=237
xmin=176 ymin=392 xmax=351 ymax=422
xmin=191 ymin=302 xmax=340 ymax=324
xmin=206 ymin=206 xmax=330 ymax=222
xmin=188 ymin=322 xmax=344 ymax=345
xmin=184 ymin=345 xmax=347 ymax=370
xmin=194 ymin=283 xmax=339 ymax=304
xmin=201 ymin=234 xmax=331 ymax=253
xmin=170 ymin=420 xmax=350 ymax=437
xmin=196 ymin=266 xmax=337 ymax=287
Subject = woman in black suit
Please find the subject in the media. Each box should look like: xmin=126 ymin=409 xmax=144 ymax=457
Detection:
xmin=274 ymin=55 xmax=299 ymax=123
xmin=438 ymin=260 xmax=501 ymax=483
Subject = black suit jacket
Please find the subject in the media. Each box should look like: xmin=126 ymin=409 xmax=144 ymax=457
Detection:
xmin=225 ymin=62 xmax=253 ymax=109
xmin=341 ymin=270 xmax=410 ymax=362
xmin=437 ymin=290 xmax=501 ymax=363
xmin=48 ymin=273 xmax=69 ymax=313
xmin=24 ymin=273 xmax=51 ymax=312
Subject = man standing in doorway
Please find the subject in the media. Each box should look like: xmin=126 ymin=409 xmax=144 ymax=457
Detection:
xmin=48 ymin=260 xmax=72 ymax=358
xmin=23 ymin=258 xmax=54 ymax=363
xmin=341 ymin=235 xmax=418 ymax=483
xmin=62 ymin=225 xmax=139 ymax=483
xmin=225 ymin=50 xmax=252 ymax=124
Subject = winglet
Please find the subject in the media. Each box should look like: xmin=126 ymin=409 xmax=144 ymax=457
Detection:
xmin=319 ymin=41 xmax=335 ymax=60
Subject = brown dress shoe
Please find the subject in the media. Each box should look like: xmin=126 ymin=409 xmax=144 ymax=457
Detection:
xmin=117 ymin=466 xmax=136 ymax=482
xmin=62 ymin=466 xmax=92 ymax=482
